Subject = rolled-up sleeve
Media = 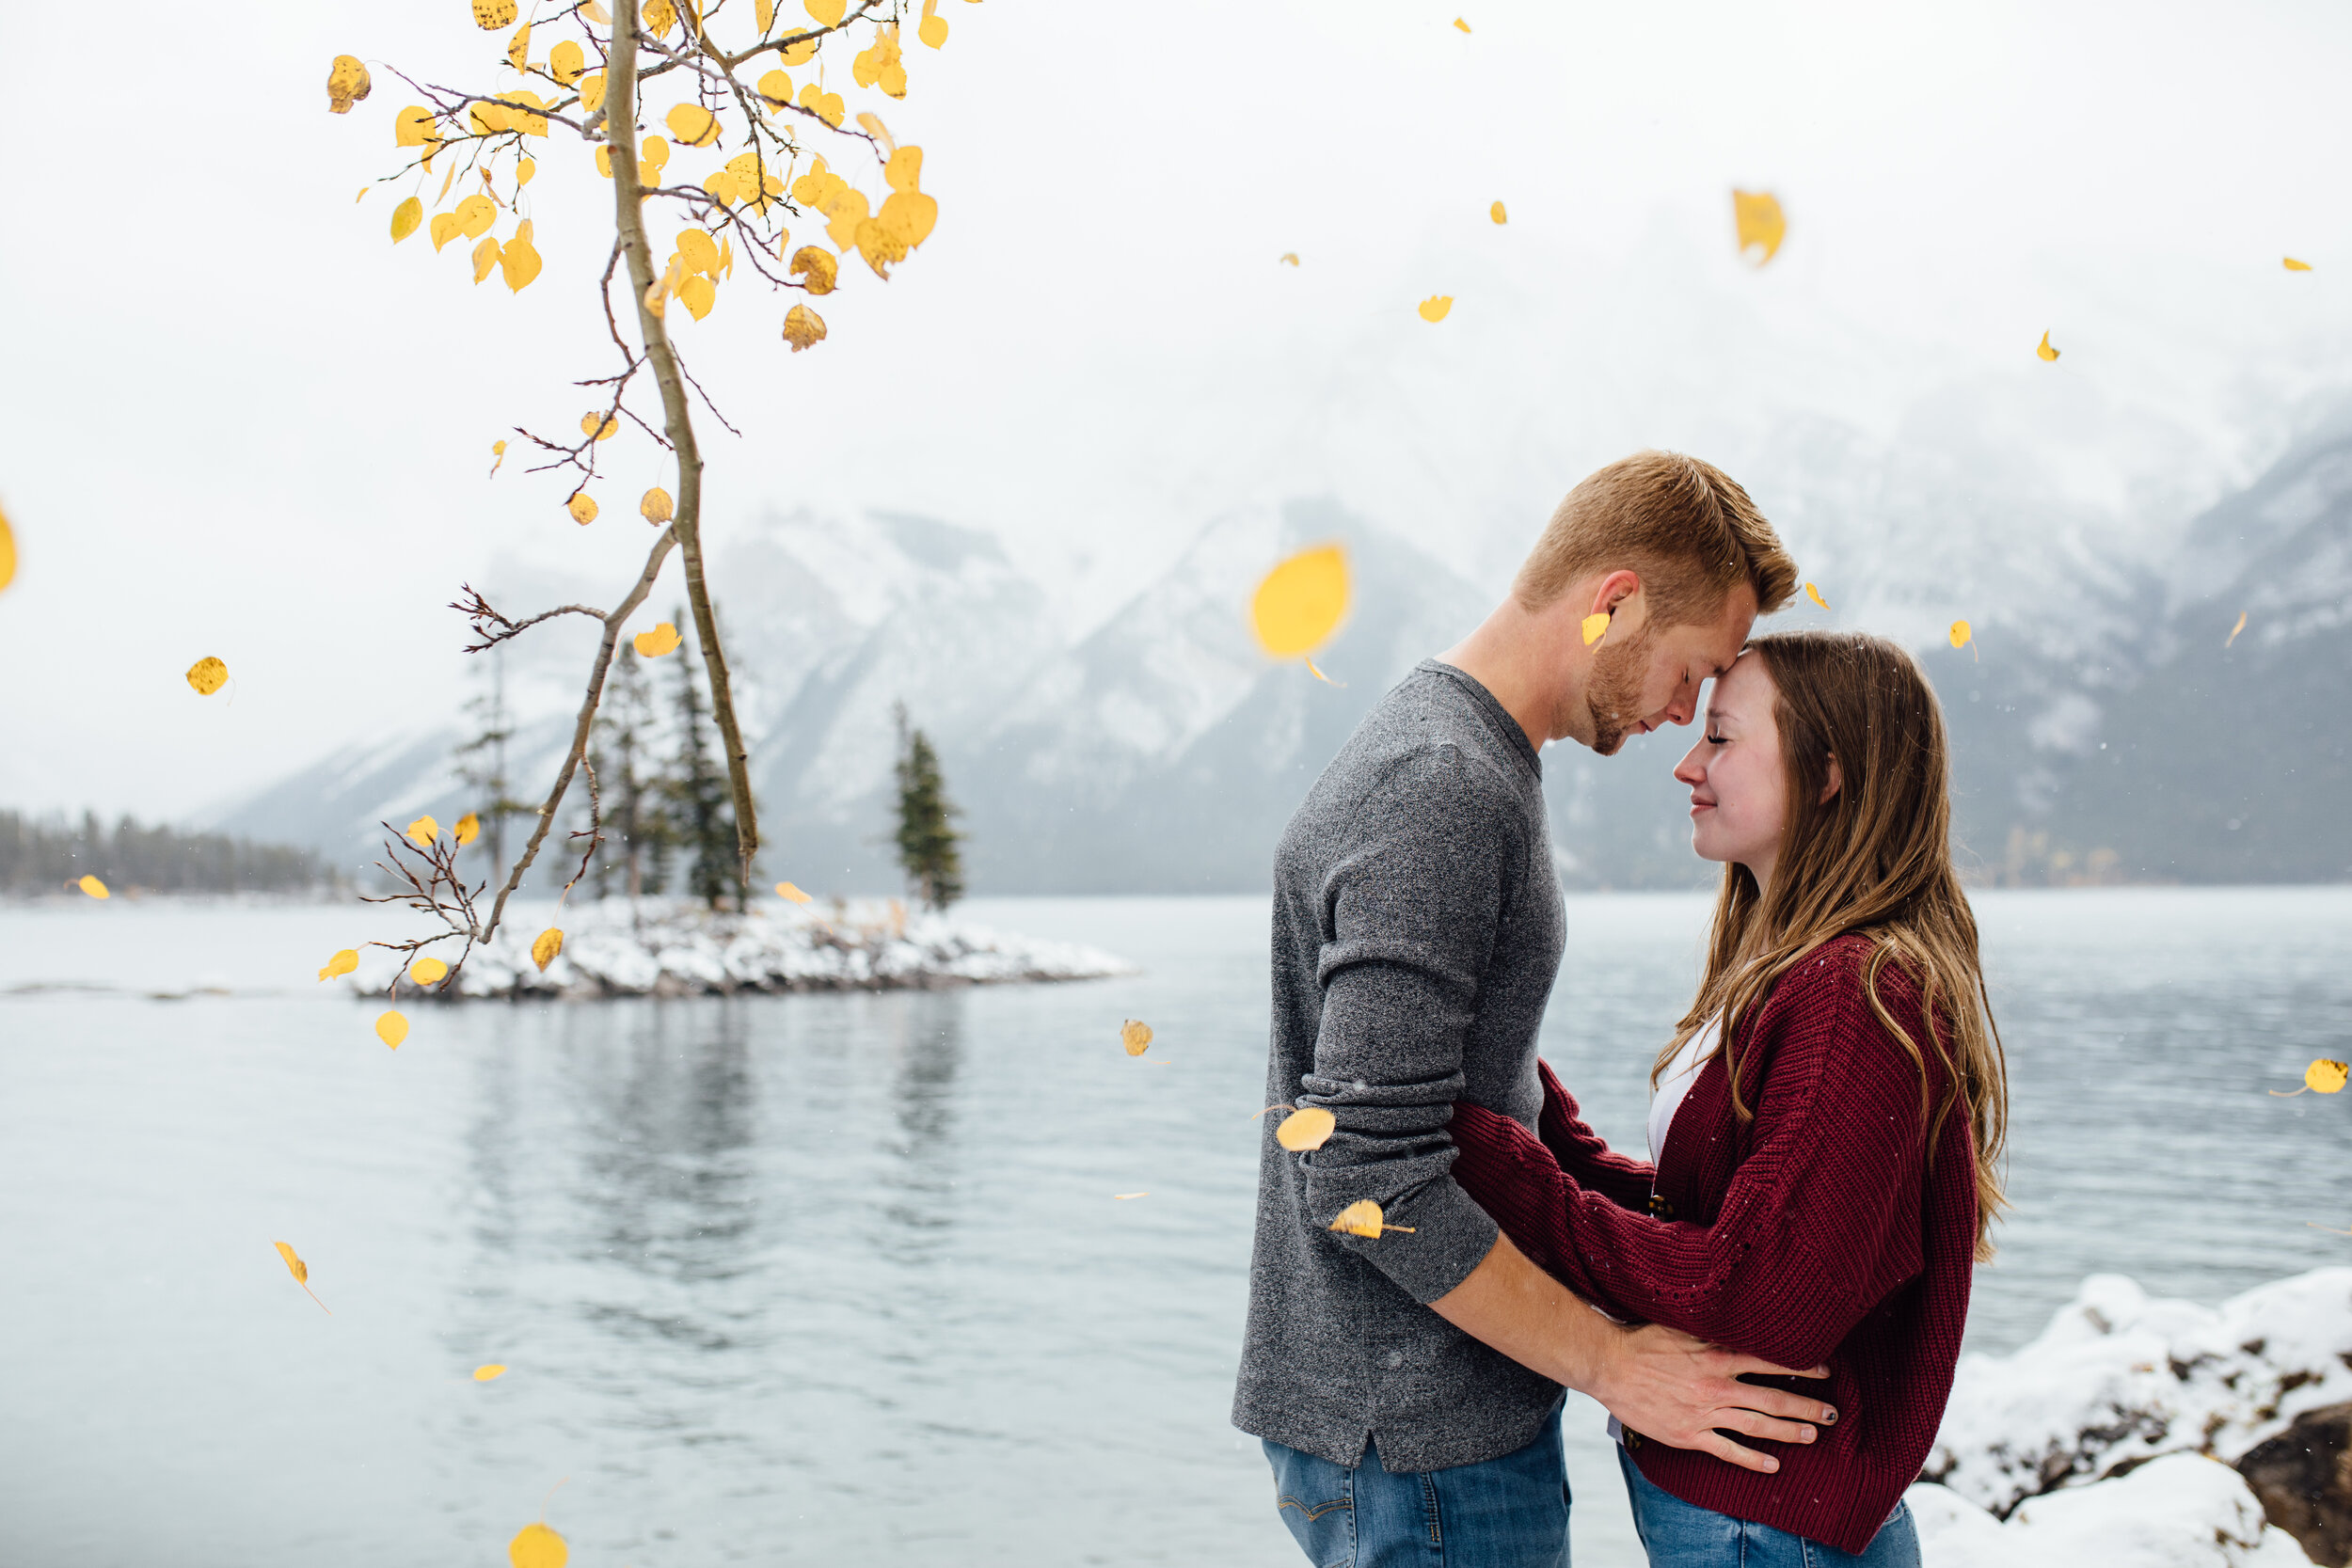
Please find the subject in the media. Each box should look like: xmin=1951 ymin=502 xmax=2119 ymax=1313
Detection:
xmin=1295 ymin=748 xmax=1518 ymax=1304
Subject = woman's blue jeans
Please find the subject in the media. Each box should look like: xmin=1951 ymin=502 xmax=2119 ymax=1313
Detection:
xmin=1617 ymin=1447 xmax=1921 ymax=1567
xmin=1263 ymin=1415 xmax=1571 ymax=1567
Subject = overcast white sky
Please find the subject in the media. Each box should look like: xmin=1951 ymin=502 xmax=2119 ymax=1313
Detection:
xmin=4 ymin=0 xmax=2350 ymax=821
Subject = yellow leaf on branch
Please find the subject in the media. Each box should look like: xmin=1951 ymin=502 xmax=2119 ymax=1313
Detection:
xmin=411 ymin=956 xmax=450 ymax=986
xmin=78 ymin=874 xmax=109 ymax=899
xmin=789 ymin=245 xmax=838 ymax=294
xmin=549 ymin=39 xmax=586 ymax=84
xmin=581 ymin=0 xmax=611 ymax=19
xmin=820 ymin=186 xmax=870 ymax=250
xmin=756 ymin=0 xmax=775 ymax=30
xmin=640 ymin=486 xmax=674 ymax=523
xmin=798 ymin=81 xmax=845 ymax=126
xmin=275 ymin=1241 xmax=331 ymax=1311
xmin=917 ymin=0 xmax=948 ymax=48
xmin=1804 ymin=582 xmax=1830 ymax=610
xmin=1733 ymin=189 xmax=1785 ymax=265
xmin=666 ymin=103 xmax=720 ymax=147
xmin=509 ymin=1523 xmax=567 ymax=1568
xmin=473 ymin=0 xmax=517 ymax=27
xmin=1417 ymin=294 xmax=1453 ymax=322
xmin=506 ymin=21 xmax=531 ymax=69
xmin=430 ymin=212 xmax=464 ymax=250
xmin=777 ymin=34 xmax=817 ymax=64
xmin=857 ymin=110 xmax=898 ymax=153
xmin=532 ymin=927 xmax=564 ymax=972
xmin=318 ymin=948 xmax=358 ymax=981
xmin=455 ymin=194 xmax=498 ymax=238
xmin=1581 ymin=612 xmax=1610 ymax=646
xmin=757 ymin=68 xmax=793 ymax=109
xmin=854 ymin=218 xmax=908 ymax=278
xmin=596 ymin=145 xmax=612 ymax=179
xmin=1330 ymin=1199 xmax=1414 ymax=1238
xmin=1276 ymin=1105 xmax=1336 ymax=1151
xmin=475 ymin=1363 xmax=507 ymax=1381
xmin=640 ymin=135 xmax=671 ymax=173
xmin=501 ymin=225 xmax=543 ymax=291
xmin=567 ymin=492 xmax=599 ymax=525
xmin=505 ymin=89 xmax=549 ymax=136
xmin=775 ymin=880 xmax=814 ymax=904
xmin=471 ymin=235 xmax=501 ymax=282
xmin=782 ymin=302 xmax=827 ymax=351
xmin=454 ymin=812 xmax=481 ymax=846
xmin=377 ymin=1010 xmax=409 ymax=1048
xmin=1121 ymin=1019 xmax=1154 ymax=1055
xmin=186 ymin=656 xmax=228 ymax=695
xmin=395 ymin=104 xmax=439 ymax=149
xmin=408 ymin=816 xmax=440 ymax=847
xmin=633 ymin=621 xmax=681 ymax=657
xmin=581 ymin=410 xmax=619 ymax=441
xmin=877 ymin=187 xmax=937 ymax=248
xmin=516 ymin=157 xmax=536 ymax=186
xmin=676 ymin=273 xmax=716 ymax=319
xmin=469 ymin=100 xmax=510 ymax=135
xmin=1250 ymin=545 xmax=1350 ymax=659
xmin=326 ymin=55 xmax=373 ymax=115
xmin=579 ymin=72 xmax=607 ymax=114
xmin=677 ymin=229 xmax=721 ymax=276
xmin=805 ymin=0 xmax=845 ymax=24
xmin=391 ymin=196 xmax=423 ymax=242
xmin=854 ymin=24 xmax=908 ymax=98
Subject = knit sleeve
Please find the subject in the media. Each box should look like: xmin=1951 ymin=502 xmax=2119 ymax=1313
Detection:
xmin=1450 ymin=947 xmax=1933 ymax=1370
xmin=1534 ymin=1058 xmax=1657 ymax=1213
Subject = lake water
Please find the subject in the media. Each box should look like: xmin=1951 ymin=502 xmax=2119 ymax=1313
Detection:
xmin=3 ymin=888 xmax=2350 ymax=1566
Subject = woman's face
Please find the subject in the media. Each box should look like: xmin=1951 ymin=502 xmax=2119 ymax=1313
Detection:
xmin=1674 ymin=652 xmax=1788 ymax=888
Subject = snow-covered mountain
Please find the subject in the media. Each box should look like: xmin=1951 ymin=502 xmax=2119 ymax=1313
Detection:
xmin=208 ymin=419 xmax=2352 ymax=893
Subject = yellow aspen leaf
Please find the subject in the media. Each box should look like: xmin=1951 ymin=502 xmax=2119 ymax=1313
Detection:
xmin=1732 ymin=189 xmax=1785 ymax=265
xmin=1113 ymin=1192 xmax=1148 ymax=1200
xmin=917 ymin=0 xmax=947 ymax=47
xmin=390 ymin=196 xmax=423 ymax=242
xmin=1804 ymin=581 xmax=1830 ymax=610
xmin=490 ymin=439 xmax=508 ymax=474
xmin=470 ymin=101 xmax=511 ymax=136
xmin=1250 ymin=545 xmax=1350 ymax=658
xmin=186 ymin=656 xmax=229 ymax=695
xmin=2037 ymin=329 xmax=2059 ymax=362
xmin=819 ymin=186 xmax=870 ymax=249
xmin=1490 ymin=199 xmax=1507 ymax=224
xmin=853 ymin=24 xmax=907 ymax=97
xmin=641 ymin=486 xmax=675 ymax=523
xmin=532 ymin=927 xmax=564 ymax=972
xmin=798 ymin=82 xmax=846 ymax=127
xmin=782 ymin=302 xmax=827 ymax=351
xmin=1417 ymin=294 xmax=1453 ymax=322
xmin=318 ymin=948 xmax=359 ymax=982
xmin=455 ymin=194 xmax=498 ymax=238
xmin=454 ymin=812 xmax=481 ymax=845
xmin=326 ymin=55 xmax=373 ymax=115
xmin=2312 ymin=1060 xmax=2349 ymax=1094
xmin=774 ymin=880 xmax=814 ymax=903
xmin=579 ymin=71 xmax=607 ymax=114
xmin=857 ymin=110 xmax=898 ymax=153
xmin=1121 ymin=1019 xmax=1154 ymax=1055
xmin=411 ymin=956 xmax=450 ymax=986
xmin=1276 ymin=1105 xmax=1336 ymax=1151
xmin=0 ymin=503 xmax=13 ymax=595
xmin=356 ymin=187 xmax=369 ymax=202
xmin=78 ymin=874 xmax=109 ymax=899
xmin=791 ymin=153 xmax=840 ymax=206
xmin=596 ymin=145 xmax=612 ymax=178
xmin=437 ymin=162 xmax=458 ymax=202
xmin=676 ymin=273 xmax=716 ymax=319
xmin=581 ymin=1 xmax=610 ymax=22
xmin=275 ymin=1241 xmax=331 ymax=1312
xmin=501 ymin=224 xmax=543 ymax=289
xmin=548 ymin=39 xmax=586 ymax=84
xmin=1580 ymin=611 xmax=1610 ymax=646
xmin=473 ymin=0 xmax=517 ymax=26
xmin=676 ymin=229 xmax=721 ymax=275
xmin=643 ymin=0 xmax=678 ymax=35
xmin=377 ymin=1010 xmax=409 ymax=1049
xmin=2284 ymin=257 xmax=2313 ymax=272
xmin=508 ymin=1524 xmax=566 ymax=1568
xmin=633 ymin=621 xmax=681 ymax=657
xmin=474 ymin=1364 xmax=507 ymax=1381
xmin=506 ymin=21 xmax=531 ymax=69
xmin=778 ymin=35 xmax=817 ymax=64
xmin=1330 ymin=1199 xmax=1415 ymax=1238
xmin=471 ymin=235 xmax=501 ymax=282
xmin=1279 ymin=252 xmax=1299 ymax=266
xmin=1453 ymin=16 xmax=1471 ymax=31
xmin=758 ymin=69 xmax=793 ymax=108
xmin=756 ymin=0 xmax=775 ymax=30
xmin=581 ymin=410 xmax=619 ymax=440
xmin=2226 ymin=610 xmax=2248 ymax=649
xmin=640 ymin=135 xmax=671 ymax=171
xmin=720 ymin=234 xmax=735 ymax=276
xmin=505 ymin=89 xmax=550 ymax=136
xmin=805 ymin=0 xmax=845 ymax=24
xmin=516 ymin=157 xmax=536 ymax=186
xmin=395 ymin=104 xmax=439 ymax=146
xmin=430 ymin=212 xmax=465 ymax=250
xmin=877 ymin=188 xmax=937 ymax=248
xmin=567 ymin=492 xmax=599 ymax=525
xmin=1949 ymin=620 xmax=1972 ymax=650
xmin=1304 ymin=657 xmax=1344 ymax=687
xmin=666 ymin=103 xmax=720 ymax=147
xmin=854 ymin=219 xmax=908 ymax=278
xmin=407 ymin=816 xmax=440 ymax=847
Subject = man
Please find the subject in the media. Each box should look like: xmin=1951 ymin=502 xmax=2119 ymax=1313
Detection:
xmin=1234 ymin=451 xmax=1820 ymax=1566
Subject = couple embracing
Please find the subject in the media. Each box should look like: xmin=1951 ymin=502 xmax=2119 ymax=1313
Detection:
xmin=1234 ymin=452 xmax=2010 ymax=1568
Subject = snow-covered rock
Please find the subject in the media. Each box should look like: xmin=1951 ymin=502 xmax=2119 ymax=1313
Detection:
xmin=1927 ymin=1269 xmax=2352 ymax=1517
xmin=351 ymin=897 xmax=1136 ymax=999
xmin=1910 ymin=1453 xmax=2312 ymax=1567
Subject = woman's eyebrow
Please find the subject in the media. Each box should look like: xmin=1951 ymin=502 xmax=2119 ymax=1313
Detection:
xmin=1705 ymin=707 xmax=1732 ymax=728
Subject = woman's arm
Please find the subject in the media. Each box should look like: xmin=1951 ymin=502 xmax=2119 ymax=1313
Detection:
xmin=1531 ymin=1058 xmax=1656 ymax=1212
xmin=1451 ymin=955 xmax=1935 ymax=1371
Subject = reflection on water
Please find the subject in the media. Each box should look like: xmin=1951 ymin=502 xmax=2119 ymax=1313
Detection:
xmin=3 ymin=891 xmax=2350 ymax=1566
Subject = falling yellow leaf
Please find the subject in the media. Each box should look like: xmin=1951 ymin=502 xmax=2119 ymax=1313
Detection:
xmin=474 ymin=1364 xmax=507 ymax=1382
xmin=377 ymin=1010 xmax=409 ymax=1049
xmin=357 ymin=187 xmax=369 ymax=202
xmin=1580 ymin=612 xmax=1610 ymax=646
xmin=1417 ymin=294 xmax=1453 ymax=323
xmin=390 ymin=196 xmax=423 ymax=243
xmin=1949 ymin=620 xmax=1972 ymax=649
xmin=805 ymin=0 xmax=845 ymax=24
xmin=453 ymin=812 xmax=481 ymax=846
xmin=2226 ymin=610 xmax=2248 ymax=649
xmin=774 ymin=880 xmax=814 ymax=903
xmin=1279 ymin=252 xmax=1299 ymax=266
xmin=1250 ymin=545 xmax=1350 ymax=659
xmin=490 ymin=439 xmax=508 ymax=475
xmin=406 ymin=816 xmax=440 ymax=847
xmin=78 ymin=874 xmax=109 ymax=899
xmin=2284 ymin=257 xmax=2313 ymax=272
xmin=0 ymin=502 xmax=13 ymax=595
xmin=1453 ymin=16 xmax=1471 ymax=31
xmin=326 ymin=55 xmax=373 ymax=115
xmin=1329 ymin=1199 xmax=1415 ymax=1238
xmin=395 ymin=104 xmax=439 ymax=147
xmin=318 ymin=948 xmax=358 ymax=982
xmin=186 ymin=656 xmax=228 ymax=695
xmin=506 ymin=20 xmax=531 ymax=69
xmin=473 ymin=0 xmax=517 ymax=26
xmin=430 ymin=212 xmax=465 ymax=251
xmin=782 ymin=303 xmax=828 ymax=352
xmin=275 ymin=1240 xmax=331 ymax=1312
xmin=509 ymin=1522 xmax=568 ymax=1568
xmin=1304 ymin=657 xmax=1344 ymax=687
xmin=666 ymin=103 xmax=720 ymax=147
xmin=1732 ymin=189 xmax=1785 ymax=266
xmin=633 ymin=621 xmax=681 ymax=657
xmin=1113 ymin=1192 xmax=1149 ymax=1200
xmin=532 ymin=927 xmax=564 ymax=972
xmin=1121 ymin=1019 xmax=1154 ymax=1056
xmin=1276 ymin=1105 xmax=1336 ymax=1151
xmin=1804 ymin=582 xmax=1831 ymax=611
xmin=1489 ymin=199 xmax=1507 ymax=224
xmin=917 ymin=0 xmax=948 ymax=48
xmin=2037 ymin=330 xmax=2059 ymax=362
xmin=471 ymin=235 xmax=501 ymax=283
xmin=640 ymin=486 xmax=674 ymax=524
xmin=411 ymin=956 xmax=450 ymax=987
xmin=516 ymin=157 xmax=536 ymax=186
xmin=2312 ymin=1060 xmax=2348 ymax=1094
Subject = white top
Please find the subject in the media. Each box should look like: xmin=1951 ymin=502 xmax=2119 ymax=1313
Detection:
xmin=1647 ymin=1016 xmax=1719 ymax=1164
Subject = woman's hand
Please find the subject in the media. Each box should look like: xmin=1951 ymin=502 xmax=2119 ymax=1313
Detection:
xmin=1588 ymin=1320 xmax=1836 ymax=1474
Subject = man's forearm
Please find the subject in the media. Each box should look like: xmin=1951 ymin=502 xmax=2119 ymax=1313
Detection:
xmin=1427 ymin=1227 xmax=1616 ymax=1391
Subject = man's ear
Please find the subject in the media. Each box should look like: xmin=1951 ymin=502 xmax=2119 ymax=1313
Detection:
xmin=1821 ymin=754 xmax=1844 ymax=804
xmin=1588 ymin=570 xmax=1646 ymax=641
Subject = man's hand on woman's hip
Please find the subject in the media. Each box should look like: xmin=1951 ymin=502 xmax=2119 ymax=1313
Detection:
xmin=1588 ymin=1322 xmax=1835 ymax=1474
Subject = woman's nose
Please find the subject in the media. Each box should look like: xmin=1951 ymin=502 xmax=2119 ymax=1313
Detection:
xmin=1673 ymin=745 xmax=1707 ymax=784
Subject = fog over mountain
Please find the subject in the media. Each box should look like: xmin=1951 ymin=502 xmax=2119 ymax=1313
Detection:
xmin=211 ymin=407 xmax=2352 ymax=894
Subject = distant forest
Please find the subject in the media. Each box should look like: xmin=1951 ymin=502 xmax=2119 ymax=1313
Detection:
xmin=0 ymin=811 xmax=340 ymax=896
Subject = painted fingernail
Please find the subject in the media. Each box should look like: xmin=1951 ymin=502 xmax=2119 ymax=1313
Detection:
xmin=1822 ymin=1406 xmax=1839 ymax=1424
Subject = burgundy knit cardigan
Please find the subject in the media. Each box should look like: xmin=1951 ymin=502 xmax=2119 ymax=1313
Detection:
xmin=1447 ymin=934 xmax=1978 ymax=1556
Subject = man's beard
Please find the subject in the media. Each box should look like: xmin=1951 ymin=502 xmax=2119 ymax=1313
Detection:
xmin=1585 ymin=626 xmax=1656 ymax=757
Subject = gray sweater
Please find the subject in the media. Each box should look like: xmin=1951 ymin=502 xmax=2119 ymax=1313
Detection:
xmin=1232 ymin=660 xmax=1568 ymax=1472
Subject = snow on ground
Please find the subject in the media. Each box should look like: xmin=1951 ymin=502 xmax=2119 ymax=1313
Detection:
xmin=1910 ymin=1453 xmax=2311 ymax=1567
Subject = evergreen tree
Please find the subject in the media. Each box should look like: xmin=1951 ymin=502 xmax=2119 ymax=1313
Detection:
xmin=590 ymin=641 xmax=668 ymax=901
xmin=662 ymin=608 xmax=742 ymax=910
xmin=453 ymin=646 xmax=530 ymax=882
xmin=892 ymin=702 xmax=964 ymax=911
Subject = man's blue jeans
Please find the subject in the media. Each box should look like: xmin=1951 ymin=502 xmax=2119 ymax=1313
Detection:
xmin=1618 ymin=1446 xmax=1921 ymax=1567
xmin=1263 ymin=1415 xmax=1570 ymax=1568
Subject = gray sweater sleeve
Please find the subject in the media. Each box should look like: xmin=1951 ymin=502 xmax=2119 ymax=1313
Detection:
xmin=1295 ymin=745 xmax=1518 ymax=1304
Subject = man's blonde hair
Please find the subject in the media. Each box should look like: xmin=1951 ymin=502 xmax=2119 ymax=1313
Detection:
xmin=1515 ymin=451 xmax=1797 ymax=626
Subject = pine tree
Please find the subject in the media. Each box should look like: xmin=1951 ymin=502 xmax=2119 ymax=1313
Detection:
xmin=892 ymin=702 xmax=964 ymax=911
xmin=662 ymin=608 xmax=743 ymax=911
xmin=591 ymin=641 xmax=667 ymax=902
xmin=453 ymin=646 xmax=530 ymax=883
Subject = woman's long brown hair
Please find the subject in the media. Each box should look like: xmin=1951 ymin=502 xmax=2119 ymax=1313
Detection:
xmin=1653 ymin=630 xmax=2010 ymax=1260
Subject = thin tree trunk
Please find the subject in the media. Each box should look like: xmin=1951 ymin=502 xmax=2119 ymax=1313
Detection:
xmin=607 ymin=10 xmax=762 ymax=889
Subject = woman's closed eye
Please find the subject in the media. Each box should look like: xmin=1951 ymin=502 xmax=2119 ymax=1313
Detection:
xmin=1706 ymin=732 xmax=1728 ymax=745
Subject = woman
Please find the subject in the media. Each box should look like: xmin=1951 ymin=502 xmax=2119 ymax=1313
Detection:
xmin=1448 ymin=630 xmax=2010 ymax=1566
